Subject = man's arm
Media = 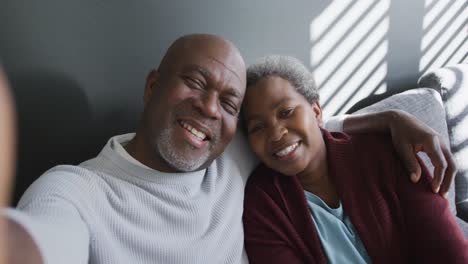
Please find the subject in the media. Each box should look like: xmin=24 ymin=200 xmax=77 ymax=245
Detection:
xmin=0 ymin=67 xmax=42 ymax=264
xmin=7 ymin=218 xmax=42 ymax=264
xmin=337 ymin=110 xmax=456 ymax=196
xmin=4 ymin=169 xmax=92 ymax=264
xmin=0 ymin=67 xmax=14 ymax=212
xmin=0 ymin=67 xmax=89 ymax=264
xmin=5 ymin=207 xmax=90 ymax=264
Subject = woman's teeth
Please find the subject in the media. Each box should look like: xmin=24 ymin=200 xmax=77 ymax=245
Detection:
xmin=275 ymin=142 xmax=299 ymax=157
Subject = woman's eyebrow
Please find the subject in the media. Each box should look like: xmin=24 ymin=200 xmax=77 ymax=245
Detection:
xmin=244 ymin=113 xmax=262 ymax=124
xmin=244 ymin=97 xmax=294 ymax=122
xmin=273 ymin=97 xmax=293 ymax=109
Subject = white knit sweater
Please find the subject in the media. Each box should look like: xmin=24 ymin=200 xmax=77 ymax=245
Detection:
xmin=6 ymin=131 xmax=258 ymax=264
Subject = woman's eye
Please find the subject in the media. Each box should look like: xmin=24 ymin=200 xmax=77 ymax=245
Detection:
xmin=279 ymin=108 xmax=293 ymax=118
xmin=248 ymin=124 xmax=264 ymax=134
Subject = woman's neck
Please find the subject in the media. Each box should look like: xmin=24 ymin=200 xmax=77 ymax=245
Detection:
xmin=297 ymin=142 xmax=340 ymax=208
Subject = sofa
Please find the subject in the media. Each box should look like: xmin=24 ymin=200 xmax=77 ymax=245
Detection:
xmin=8 ymin=63 xmax=467 ymax=237
xmin=347 ymin=63 xmax=468 ymax=236
xmin=418 ymin=63 xmax=468 ymax=222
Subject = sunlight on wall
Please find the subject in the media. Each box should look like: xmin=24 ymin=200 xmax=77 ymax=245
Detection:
xmin=419 ymin=0 xmax=467 ymax=73
xmin=420 ymin=1 xmax=467 ymax=208
xmin=310 ymin=0 xmax=390 ymax=119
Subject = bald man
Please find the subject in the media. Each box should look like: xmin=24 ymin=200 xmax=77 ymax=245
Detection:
xmin=3 ymin=34 xmax=456 ymax=264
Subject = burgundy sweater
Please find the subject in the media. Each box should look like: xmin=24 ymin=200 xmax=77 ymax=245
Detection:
xmin=243 ymin=130 xmax=468 ymax=264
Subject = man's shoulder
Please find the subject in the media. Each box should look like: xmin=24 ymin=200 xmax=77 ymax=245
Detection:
xmin=18 ymin=164 xmax=100 ymax=204
xmin=35 ymin=164 xmax=97 ymax=186
xmin=44 ymin=164 xmax=98 ymax=182
xmin=221 ymin=129 xmax=259 ymax=179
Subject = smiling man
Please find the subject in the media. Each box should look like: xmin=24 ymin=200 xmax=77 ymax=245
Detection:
xmin=6 ymin=34 xmax=255 ymax=264
xmin=2 ymin=34 xmax=457 ymax=264
xmin=125 ymin=35 xmax=246 ymax=173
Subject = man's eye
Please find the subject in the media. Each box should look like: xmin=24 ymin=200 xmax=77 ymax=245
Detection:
xmin=279 ymin=108 xmax=293 ymax=118
xmin=222 ymin=99 xmax=239 ymax=115
xmin=185 ymin=77 xmax=204 ymax=90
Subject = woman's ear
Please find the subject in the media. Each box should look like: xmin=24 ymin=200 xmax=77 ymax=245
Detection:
xmin=143 ymin=69 xmax=160 ymax=107
xmin=312 ymin=101 xmax=323 ymax=127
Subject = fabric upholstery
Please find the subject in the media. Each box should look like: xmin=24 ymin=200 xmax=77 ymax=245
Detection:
xmin=418 ymin=64 xmax=468 ymax=221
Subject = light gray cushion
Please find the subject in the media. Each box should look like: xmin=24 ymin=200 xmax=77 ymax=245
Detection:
xmin=418 ymin=64 xmax=468 ymax=222
xmin=353 ymin=88 xmax=456 ymax=214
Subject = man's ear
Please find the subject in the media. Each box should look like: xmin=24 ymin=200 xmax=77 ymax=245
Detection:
xmin=311 ymin=101 xmax=323 ymax=127
xmin=143 ymin=69 xmax=160 ymax=107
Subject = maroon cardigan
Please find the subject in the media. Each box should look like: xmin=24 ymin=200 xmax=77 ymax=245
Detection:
xmin=243 ymin=130 xmax=468 ymax=264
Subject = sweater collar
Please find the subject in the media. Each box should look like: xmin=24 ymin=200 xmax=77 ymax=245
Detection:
xmin=96 ymin=133 xmax=207 ymax=185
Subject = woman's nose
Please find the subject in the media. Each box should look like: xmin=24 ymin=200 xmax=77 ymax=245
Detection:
xmin=269 ymin=125 xmax=288 ymax=142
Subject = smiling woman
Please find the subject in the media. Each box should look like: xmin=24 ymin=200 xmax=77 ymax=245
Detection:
xmin=244 ymin=75 xmax=327 ymax=185
xmin=242 ymin=55 xmax=468 ymax=264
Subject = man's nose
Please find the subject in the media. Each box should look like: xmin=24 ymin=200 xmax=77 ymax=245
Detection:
xmin=194 ymin=91 xmax=222 ymax=120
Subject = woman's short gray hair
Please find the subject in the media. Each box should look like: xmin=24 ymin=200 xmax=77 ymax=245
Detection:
xmin=246 ymin=55 xmax=319 ymax=103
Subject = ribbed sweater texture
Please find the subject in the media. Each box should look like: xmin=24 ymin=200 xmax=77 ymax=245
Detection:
xmin=7 ymin=132 xmax=257 ymax=264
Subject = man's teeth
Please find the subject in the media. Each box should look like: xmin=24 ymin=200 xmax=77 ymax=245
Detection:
xmin=276 ymin=142 xmax=299 ymax=157
xmin=181 ymin=122 xmax=207 ymax=140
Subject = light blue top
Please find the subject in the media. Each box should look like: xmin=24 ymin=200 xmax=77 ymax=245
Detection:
xmin=304 ymin=191 xmax=371 ymax=264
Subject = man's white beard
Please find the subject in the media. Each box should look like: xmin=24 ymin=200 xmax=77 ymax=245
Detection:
xmin=156 ymin=125 xmax=210 ymax=172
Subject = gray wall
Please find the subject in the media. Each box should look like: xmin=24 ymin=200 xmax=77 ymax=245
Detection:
xmin=0 ymin=0 xmax=466 ymax=203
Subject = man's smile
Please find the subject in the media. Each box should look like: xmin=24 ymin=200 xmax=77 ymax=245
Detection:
xmin=178 ymin=120 xmax=213 ymax=149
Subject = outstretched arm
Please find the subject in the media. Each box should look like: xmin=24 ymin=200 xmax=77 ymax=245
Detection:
xmin=0 ymin=67 xmax=15 ymax=216
xmin=7 ymin=218 xmax=43 ymax=264
xmin=0 ymin=67 xmax=44 ymax=264
xmin=341 ymin=110 xmax=456 ymax=196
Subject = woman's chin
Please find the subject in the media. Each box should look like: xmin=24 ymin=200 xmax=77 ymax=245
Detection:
xmin=275 ymin=166 xmax=304 ymax=177
xmin=263 ymin=158 xmax=305 ymax=176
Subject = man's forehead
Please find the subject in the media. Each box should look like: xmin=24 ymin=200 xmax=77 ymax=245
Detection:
xmin=180 ymin=48 xmax=244 ymax=78
xmin=179 ymin=54 xmax=246 ymax=93
xmin=160 ymin=34 xmax=246 ymax=96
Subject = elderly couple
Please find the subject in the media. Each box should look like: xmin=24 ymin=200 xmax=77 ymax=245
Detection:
xmin=1 ymin=34 xmax=466 ymax=264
